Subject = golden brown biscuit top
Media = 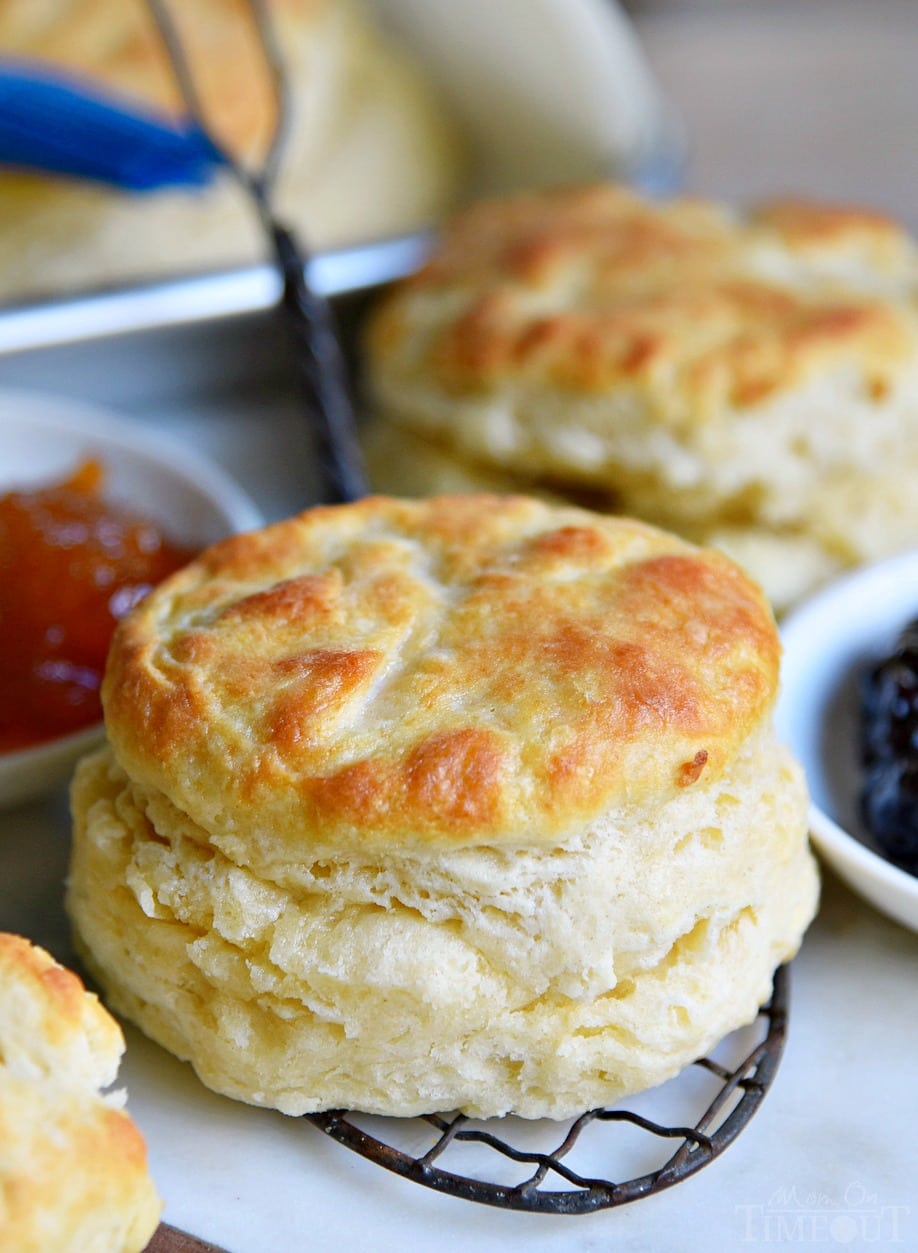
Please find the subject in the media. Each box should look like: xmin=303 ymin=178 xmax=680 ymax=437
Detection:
xmin=368 ymin=183 xmax=918 ymax=420
xmin=103 ymin=496 xmax=779 ymax=854
xmin=0 ymin=0 xmax=323 ymax=158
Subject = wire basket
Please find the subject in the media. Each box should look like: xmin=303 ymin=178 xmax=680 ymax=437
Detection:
xmin=305 ymin=964 xmax=788 ymax=1215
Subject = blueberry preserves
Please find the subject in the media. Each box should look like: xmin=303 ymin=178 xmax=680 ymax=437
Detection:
xmin=859 ymin=616 xmax=918 ymax=875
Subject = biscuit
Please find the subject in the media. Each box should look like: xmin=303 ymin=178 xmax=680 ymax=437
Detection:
xmin=0 ymin=0 xmax=464 ymax=300
xmin=363 ymin=184 xmax=918 ymax=611
xmin=69 ymin=495 xmax=818 ymax=1119
xmin=0 ymin=932 xmax=161 ymax=1253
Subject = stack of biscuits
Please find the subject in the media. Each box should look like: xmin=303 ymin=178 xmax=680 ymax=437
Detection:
xmin=68 ymin=494 xmax=818 ymax=1120
xmin=363 ymin=183 xmax=918 ymax=612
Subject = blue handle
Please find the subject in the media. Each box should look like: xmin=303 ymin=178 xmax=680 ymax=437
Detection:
xmin=0 ymin=60 xmax=226 ymax=191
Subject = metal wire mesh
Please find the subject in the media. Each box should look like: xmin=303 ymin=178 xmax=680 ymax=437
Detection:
xmin=305 ymin=965 xmax=788 ymax=1214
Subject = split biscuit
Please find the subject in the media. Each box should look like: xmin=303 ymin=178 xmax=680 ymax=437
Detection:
xmin=69 ymin=495 xmax=818 ymax=1119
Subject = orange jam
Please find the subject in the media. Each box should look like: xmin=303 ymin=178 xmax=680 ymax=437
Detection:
xmin=0 ymin=460 xmax=196 ymax=752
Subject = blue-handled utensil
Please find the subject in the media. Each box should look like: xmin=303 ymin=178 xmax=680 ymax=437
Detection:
xmin=0 ymin=0 xmax=366 ymax=507
xmin=0 ymin=59 xmax=225 ymax=190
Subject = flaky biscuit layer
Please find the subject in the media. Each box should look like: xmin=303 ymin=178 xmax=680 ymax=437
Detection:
xmin=69 ymin=727 xmax=817 ymax=1119
xmin=360 ymin=419 xmax=918 ymax=613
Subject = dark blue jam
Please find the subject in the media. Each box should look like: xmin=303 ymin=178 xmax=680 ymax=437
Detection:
xmin=859 ymin=617 xmax=918 ymax=875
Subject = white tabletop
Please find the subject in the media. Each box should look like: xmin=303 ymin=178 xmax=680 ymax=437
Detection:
xmin=2 ymin=1 xmax=917 ymax=1249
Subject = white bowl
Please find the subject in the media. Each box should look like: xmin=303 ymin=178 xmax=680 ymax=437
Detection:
xmin=0 ymin=389 xmax=263 ymax=808
xmin=776 ymin=550 xmax=918 ymax=933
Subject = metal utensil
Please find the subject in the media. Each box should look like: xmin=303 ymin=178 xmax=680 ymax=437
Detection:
xmin=145 ymin=0 xmax=367 ymax=505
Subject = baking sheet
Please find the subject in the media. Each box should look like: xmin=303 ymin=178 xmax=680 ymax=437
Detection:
xmin=0 ymin=235 xmax=433 ymax=355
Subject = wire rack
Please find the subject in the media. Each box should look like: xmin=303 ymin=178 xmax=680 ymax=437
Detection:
xmin=305 ymin=965 xmax=788 ymax=1215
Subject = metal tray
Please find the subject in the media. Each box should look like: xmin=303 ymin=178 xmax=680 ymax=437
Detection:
xmin=0 ymin=234 xmax=433 ymax=357
xmin=0 ymin=115 xmax=685 ymax=360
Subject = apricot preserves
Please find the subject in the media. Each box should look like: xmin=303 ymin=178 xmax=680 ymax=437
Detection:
xmin=0 ymin=460 xmax=195 ymax=752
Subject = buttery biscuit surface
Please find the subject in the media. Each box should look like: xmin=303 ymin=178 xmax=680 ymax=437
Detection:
xmin=103 ymin=494 xmax=779 ymax=857
xmin=369 ymin=184 xmax=916 ymax=412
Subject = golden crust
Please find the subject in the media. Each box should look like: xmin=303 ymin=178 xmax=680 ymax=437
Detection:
xmin=368 ymin=182 xmax=918 ymax=418
xmin=103 ymin=495 xmax=780 ymax=856
xmin=750 ymin=198 xmax=917 ymax=270
xmin=0 ymin=933 xmax=161 ymax=1253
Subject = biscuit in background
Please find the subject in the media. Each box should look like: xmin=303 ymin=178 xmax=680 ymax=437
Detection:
xmin=0 ymin=931 xmax=161 ymax=1253
xmin=363 ymin=183 xmax=918 ymax=612
xmin=0 ymin=0 xmax=465 ymax=300
xmin=69 ymin=495 xmax=818 ymax=1120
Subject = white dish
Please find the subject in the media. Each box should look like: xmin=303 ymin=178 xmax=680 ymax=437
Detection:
xmin=0 ymin=389 xmax=262 ymax=809
xmin=776 ymin=550 xmax=918 ymax=933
